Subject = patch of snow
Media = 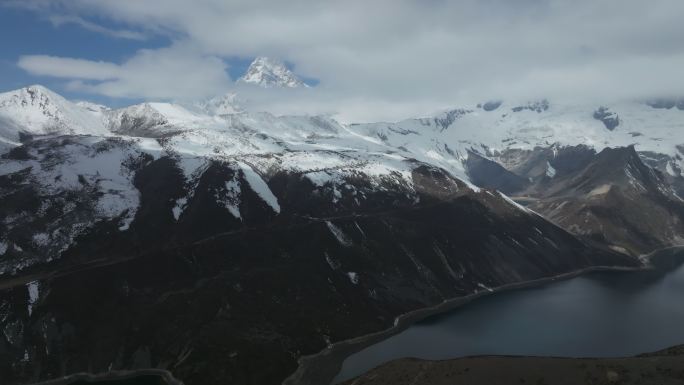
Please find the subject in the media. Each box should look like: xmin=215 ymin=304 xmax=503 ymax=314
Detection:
xmin=27 ymin=281 xmax=39 ymax=316
xmin=544 ymin=237 xmax=560 ymax=249
xmin=425 ymin=150 xmax=445 ymax=161
xmin=465 ymin=181 xmax=481 ymax=193
xmin=0 ymin=241 xmax=7 ymax=255
xmin=609 ymin=245 xmax=630 ymax=254
xmin=666 ymin=162 xmax=679 ymax=176
xmin=172 ymin=197 xmax=188 ymax=221
xmin=135 ymin=137 xmax=164 ymax=156
xmin=174 ymin=155 xmax=209 ymax=219
xmin=347 ymin=272 xmax=359 ymax=284
xmin=306 ymin=170 xmax=341 ymax=187
xmin=238 ymin=162 xmax=280 ymax=214
xmin=324 ymin=252 xmax=340 ymax=270
xmin=477 ymin=282 xmax=493 ymax=292
xmin=588 ymin=184 xmax=611 ymax=196
xmin=546 ymin=161 xmax=556 ymax=178
xmin=332 ymin=186 xmax=342 ymax=203
xmin=32 ymin=233 xmax=50 ymax=247
xmin=215 ymin=177 xmax=242 ymax=219
xmin=118 ymin=219 xmax=132 ymax=231
xmin=497 ymin=191 xmax=531 ymax=213
xmin=625 ymin=166 xmax=646 ymax=192
xmin=326 ymin=221 xmax=352 ymax=247
xmin=353 ymin=221 xmax=366 ymax=238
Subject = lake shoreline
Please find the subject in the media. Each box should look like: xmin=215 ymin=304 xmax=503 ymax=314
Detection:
xmin=285 ymin=246 xmax=684 ymax=385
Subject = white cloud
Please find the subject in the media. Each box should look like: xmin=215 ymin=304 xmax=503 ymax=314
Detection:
xmin=18 ymin=55 xmax=120 ymax=80
xmin=10 ymin=0 xmax=684 ymax=121
xmin=18 ymin=44 xmax=233 ymax=101
xmin=48 ymin=15 xmax=148 ymax=40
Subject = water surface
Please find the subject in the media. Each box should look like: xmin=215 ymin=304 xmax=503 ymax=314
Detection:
xmin=336 ymin=263 xmax=684 ymax=382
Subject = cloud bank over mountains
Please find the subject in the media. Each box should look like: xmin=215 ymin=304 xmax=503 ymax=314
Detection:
xmin=7 ymin=0 xmax=684 ymax=122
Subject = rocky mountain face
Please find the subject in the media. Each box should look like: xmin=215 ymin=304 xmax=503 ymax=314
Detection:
xmin=1 ymin=86 xmax=682 ymax=385
xmin=465 ymin=150 xmax=530 ymax=194
xmin=529 ymin=146 xmax=684 ymax=255
xmin=466 ymin=145 xmax=684 ymax=255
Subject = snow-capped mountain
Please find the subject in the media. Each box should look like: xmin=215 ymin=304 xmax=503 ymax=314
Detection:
xmin=0 ymin=85 xmax=108 ymax=150
xmin=238 ymin=56 xmax=309 ymax=88
xmin=351 ymin=99 xmax=684 ymax=181
xmin=3 ymin=86 xmax=684 ymax=186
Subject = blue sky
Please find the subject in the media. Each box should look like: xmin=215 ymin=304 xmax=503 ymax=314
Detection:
xmin=0 ymin=7 xmax=160 ymax=105
xmin=2 ymin=1 xmax=683 ymax=122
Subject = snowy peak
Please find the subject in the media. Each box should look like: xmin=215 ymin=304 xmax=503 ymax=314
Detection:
xmin=0 ymin=85 xmax=70 ymax=129
xmin=238 ymin=57 xmax=309 ymax=88
xmin=0 ymin=85 xmax=108 ymax=145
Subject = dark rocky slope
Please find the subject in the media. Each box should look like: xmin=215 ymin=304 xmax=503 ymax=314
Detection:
xmin=0 ymin=136 xmax=637 ymax=385
xmin=465 ymin=151 xmax=529 ymax=194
